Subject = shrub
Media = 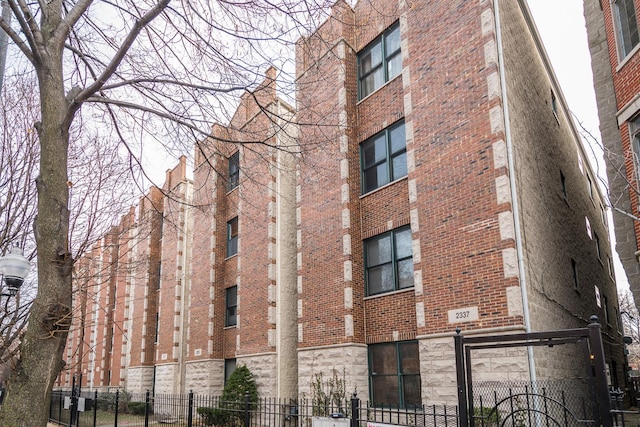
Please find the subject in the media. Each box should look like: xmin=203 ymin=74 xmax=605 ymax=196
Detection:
xmin=199 ymin=365 xmax=259 ymax=427
xmin=127 ymin=401 xmax=150 ymax=415
xmin=96 ymin=390 xmax=131 ymax=412
xmin=197 ymin=406 xmax=231 ymax=427
xmin=473 ymin=406 xmax=500 ymax=427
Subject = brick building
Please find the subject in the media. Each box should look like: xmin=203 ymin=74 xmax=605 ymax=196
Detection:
xmin=583 ymin=0 xmax=640 ymax=311
xmin=58 ymin=0 xmax=624 ymax=407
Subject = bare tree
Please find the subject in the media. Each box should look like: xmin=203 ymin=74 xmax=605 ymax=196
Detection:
xmin=0 ymin=0 xmax=338 ymax=424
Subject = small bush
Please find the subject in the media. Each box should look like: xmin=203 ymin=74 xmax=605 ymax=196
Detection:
xmin=473 ymin=406 xmax=500 ymax=426
xmin=127 ymin=401 xmax=149 ymax=415
xmin=197 ymin=406 xmax=230 ymax=427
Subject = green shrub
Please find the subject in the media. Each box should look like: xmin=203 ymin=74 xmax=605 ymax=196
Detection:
xmin=97 ymin=390 xmax=131 ymax=412
xmin=222 ymin=365 xmax=258 ymax=404
xmin=197 ymin=406 xmax=231 ymax=427
xmin=127 ymin=401 xmax=150 ymax=415
xmin=473 ymin=406 xmax=500 ymax=426
xmin=198 ymin=365 xmax=259 ymax=427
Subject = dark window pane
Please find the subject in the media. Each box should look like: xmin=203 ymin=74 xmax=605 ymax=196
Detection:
xmin=224 ymin=359 xmax=236 ymax=384
xmin=399 ymin=342 xmax=420 ymax=374
xmin=370 ymin=344 xmax=398 ymax=374
xmin=372 ymin=376 xmax=400 ymax=406
xmin=364 ymin=163 xmax=389 ymax=193
xmin=227 ymin=218 xmax=238 ymax=257
xmin=226 ymin=286 xmax=237 ymax=326
xmin=402 ymin=375 xmax=422 ymax=407
xmin=363 ymin=135 xmax=387 ymax=168
xmin=228 ymin=152 xmax=239 ymax=190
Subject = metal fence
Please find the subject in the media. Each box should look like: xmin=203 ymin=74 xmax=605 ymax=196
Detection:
xmin=48 ymin=390 xmax=458 ymax=427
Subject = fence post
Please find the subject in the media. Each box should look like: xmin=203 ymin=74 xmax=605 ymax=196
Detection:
xmin=144 ymin=390 xmax=150 ymax=427
xmin=350 ymin=392 xmax=360 ymax=427
xmin=244 ymin=392 xmax=251 ymax=427
xmin=454 ymin=329 xmax=468 ymax=427
xmin=114 ymin=389 xmax=119 ymax=427
xmin=93 ymin=390 xmax=98 ymax=427
xmin=589 ymin=316 xmax=613 ymax=427
xmin=188 ymin=390 xmax=194 ymax=427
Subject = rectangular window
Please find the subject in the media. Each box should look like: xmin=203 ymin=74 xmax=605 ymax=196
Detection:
xmin=368 ymin=341 xmax=421 ymax=408
xmin=571 ymin=258 xmax=579 ymax=290
xmin=630 ymin=116 xmax=640 ymax=183
xmin=595 ymin=232 xmax=601 ymax=260
xmin=614 ymin=0 xmax=640 ymax=59
xmin=603 ymin=294 xmax=610 ymax=325
xmin=361 ymin=121 xmax=407 ymax=194
xmin=225 ymin=286 xmax=237 ymax=327
xmin=228 ymin=151 xmax=240 ymax=191
xmin=560 ymin=170 xmax=567 ymax=199
xmin=227 ymin=217 xmax=238 ymax=257
xmin=224 ymin=358 xmax=237 ymax=384
xmin=358 ymin=23 xmax=401 ymax=99
xmin=365 ymin=226 xmax=413 ymax=296
xmin=587 ymin=174 xmax=594 ymax=201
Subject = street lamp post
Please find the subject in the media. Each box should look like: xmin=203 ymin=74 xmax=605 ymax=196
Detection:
xmin=0 ymin=246 xmax=30 ymax=296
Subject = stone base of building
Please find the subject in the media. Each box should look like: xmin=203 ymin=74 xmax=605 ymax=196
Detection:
xmin=297 ymin=344 xmax=368 ymax=400
xmin=420 ymin=329 xmax=530 ymax=406
xmin=185 ymin=359 xmax=225 ymax=395
xmin=154 ymin=363 xmax=180 ymax=394
xmin=237 ymin=353 xmax=277 ymax=397
xmin=126 ymin=366 xmax=155 ymax=394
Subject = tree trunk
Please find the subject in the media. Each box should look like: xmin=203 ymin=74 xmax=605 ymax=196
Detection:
xmin=0 ymin=51 xmax=72 ymax=426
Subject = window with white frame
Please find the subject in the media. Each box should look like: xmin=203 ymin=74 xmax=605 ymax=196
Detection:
xmin=613 ymin=0 xmax=639 ymax=59
xmin=364 ymin=226 xmax=413 ymax=296
xmin=358 ymin=23 xmax=402 ymax=99
xmin=361 ymin=120 xmax=407 ymax=194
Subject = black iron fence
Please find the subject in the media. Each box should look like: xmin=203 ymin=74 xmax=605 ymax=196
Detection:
xmin=48 ymin=387 xmax=639 ymax=427
xmin=48 ymin=390 xmax=458 ymax=427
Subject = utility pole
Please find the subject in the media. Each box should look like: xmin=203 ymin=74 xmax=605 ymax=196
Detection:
xmin=0 ymin=0 xmax=11 ymax=94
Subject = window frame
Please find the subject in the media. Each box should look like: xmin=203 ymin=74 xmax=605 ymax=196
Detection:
xmin=364 ymin=226 xmax=414 ymax=296
xmin=227 ymin=217 xmax=239 ymax=257
xmin=360 ymin=120 xmax=407 ymax=194
xmin=358 ymin=22 xmax=402 ymax=100
xmin=228 ymin=151 xmax=240 ymax=191
xmin=571 ymin=258 xmax=579 ymax=291
xmin=224 ymin=358 xmax=237 ymax=384
xmin=630 ymin=116 xmax=640 ymax=187
xmin=613 ymin=0 xmax=640 ymax=60
xmin=368 ymin=341 xmax=421 ymax=408
xmin=225 ymin=286 xmax=237 ymax=327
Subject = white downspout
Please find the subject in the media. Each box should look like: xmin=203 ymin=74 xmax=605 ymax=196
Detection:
xmin=493 ymin=0 xmax=537 ymax=384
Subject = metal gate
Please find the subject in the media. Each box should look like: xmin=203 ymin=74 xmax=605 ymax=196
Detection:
xmin=454 ymin=316 xmax=612 ymax=427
